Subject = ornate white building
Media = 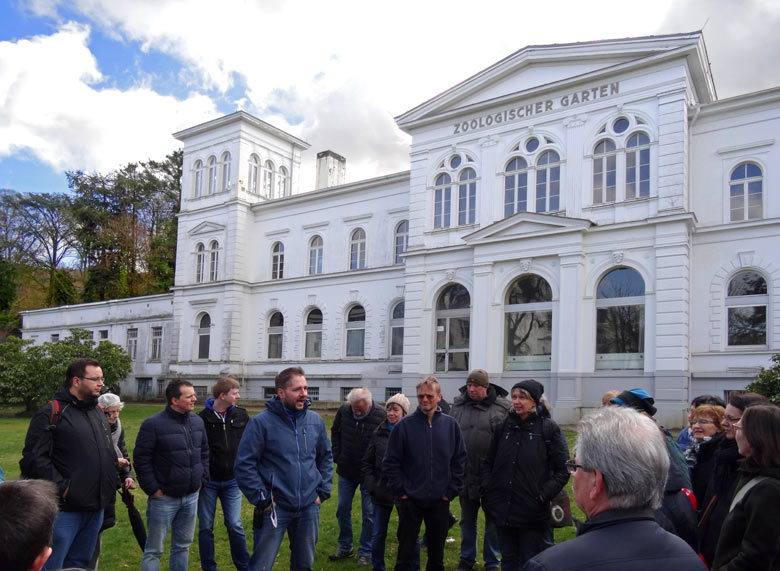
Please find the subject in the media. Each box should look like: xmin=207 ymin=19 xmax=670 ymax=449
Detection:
xmin=22 ymin=32 xmax=780 ymax=427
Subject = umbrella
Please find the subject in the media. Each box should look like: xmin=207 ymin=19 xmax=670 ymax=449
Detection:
xmin=120 ymin=488 xmax=147 ymax=550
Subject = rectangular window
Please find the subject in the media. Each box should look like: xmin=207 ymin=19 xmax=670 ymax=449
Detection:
xmin=727 ymin=306 xmax=767 ymax=346
xmin=99 ymin=329 xmax=109 ymax=340
xmin=268 ymin=332 xmax=283 ymax=359
xmin=391 ymin=325 xmax=404 ymax=357
xmin=308 ymin=386 xmax=320 ymax=401
xmin=385 ymin=387 xmax=402 ymax=401
xmin=340 ymin=387 xmax=352 ymax=401
xmin=264 ymin=386 xmax=276 ymax=400
xmin=150 ymin=326 xmax=163 ymax=361
xmin=458 ymin=181 xmax=476 ymax=225
xmin=346 ymin=329 xmax=365 ymax=357
xmin=504 ymin=310 xmax=552 ymax=370
xmin=596 ymin=305 xmax=644 ymax=369
xmin=305 ymin=331 xmax=322 ymax=358
xmin=194 ymin=385 xmax=208 ymax=398
xmin=126 ymin=328 xmax=138 ymax=360
xmin=137 ymin=377 xmax=152 ymax=398
xmin=50 ymin=333 xmax=60 ymax=342
xmin=157 ymin=378 xmax=166 ymax=397
xmin=434 ymin=187 xmax=451 ymax=229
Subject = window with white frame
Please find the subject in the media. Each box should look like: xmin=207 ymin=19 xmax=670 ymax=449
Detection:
xmin=50 ymin=333 xmax=59 ymax=342
xmin=596 ymin=267 xmax=645 ymax=369
xmin=504 ymin=157 xmax=529 ymax=217
xmin=535 ymin=150 xmax=561 ymax=213
xmin=504 ymin=275 xmax=553 ymax=370
xmin=263 ymin=160 xmax=274 ymax=197
xmin=308 ymin=236 xmax=323 ymax=275
xmin=305 ymin=308 xmax=323 ymax=358
xmin=390 ymin=300 xmax=404 ymax=357
xmin=345 ymin=305 xmax=366 ymax=357
xmin=99 ymin=329 xmax=108 ymax=340
xmin=278 ymin=166 xmax=288 ymax=197
xmin=272 ymin=242 xmax=284 ymax=280
xmin=394 ymin=220 xmax=408 ymax=264
xmin=248 ymin=154 xmax=260 ymax=194
xmin=726 ymin=270 xmax=768 ymax=346
xmin=503 ymin=137 xmax=562 ymax=217
xmin=458 ymin=168 xmax=477 ymax=225
xmin=435 ymin=283 xmax=470 ymax=372
xmin=126 ymin=328 xmax=138 ymax=360
xmin=308 ymin=386 xmax=320 ymax=401
xmin=340 ymin=387 xmax=352 ymax=401
xmin=729 ymin=162 xmax=763 ymax=221
xmin=150 ymin=326 xmax=163 ymax=361
xmin=592 ymin=140 xmax=617 ymax=204
xmin=433 ymin=153 xmax=478 ymax=229
xmin=207 ymin=156 xmax=217 ymax=194
xmin=195 ymin=243 xmax=205 ymax=283
xmin=197 ymin=313 xmax=211 ymax=360
xmin=221 ymin=151 xmax=232 ymax=191
xmin=193 ymin=160 xmax=204 ymax=197
xmin=433 ymin=173 xmax=452 ymax=229
xmin=625 ymin=132 xmax=650 ymax=199
xmin=209 ymin=240 xmax=219 ymax=281
xmin=349 ymin=228 xmax=366 ymax=270
xmin=268 ymin=311 xmax=284 ymax=359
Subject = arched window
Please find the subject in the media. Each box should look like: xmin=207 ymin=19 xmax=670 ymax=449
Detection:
xmin=268 ymin=311 xmax=284 ymax=359
xmin=390 ymin=300 xmax=405 ymax=357
xmin=221 ymin=152 xmax=232 ymax=191
xmin=504 ymin=157 xmax=529 ymax=217
xmin=271 ymin=242 xmax=284 ymax=280
xmin=193 ymin=160 xmax=203 ymax=197
xmin=596 ymin=267 xmax=645 ymax=369
xmin=592 ymin=140 xmax=616 ymax=204
xmin=248 ymin=154 xmax=259 ymax=194
xmin=308 ymin=236 xmax=323 ymax=275
xmin=195 ymin=243 xmax=205 ymax=283
xmin=263 ymin=160 xmax=274 ymax=198
xmin=345 ymin=305 xmax=366 ymax=357
xmin=207 ymin=156 xmax=217 ymax=194
xmin=726 ymin=270 xmax=768 ymax=346
xmin=349 ymin=228 xmax=366 ymax=270
xmin=458 ymin=168 xmax=477 ymax=225
xmin=433 ymin=173 xmax=452 ymax=229
xmin=729 ymin=162 xmax=763 ymax=221
xmin=197 ymin=313 xmax=211 ymax=360
xmin=625 ymin=132 xmax=650 ymax=199
xmin=278 ymin=166 xmax=288 ymax=197
xmin=504 ymin=275 xmax=553 ymax=370
xmin=209 ymin=240 xmax=219 ymax=281
xmin=535 ymin=150 xmax=560 ymax=213
xmin=435 ymin=283 xmax=470 ymax=372
xmin=394 ymin=220 xmax=408 ymax=264
xmin=304 ymin=308 xmax=323 ymax=358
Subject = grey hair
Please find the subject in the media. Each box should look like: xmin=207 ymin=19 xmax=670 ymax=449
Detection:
xmin=347 ymin=387 xmax=372 ymax=407
xmin=98 ymin=392 xmax=124 ymax=411
xmin=575 ymin=406 xmax=669 ymax=510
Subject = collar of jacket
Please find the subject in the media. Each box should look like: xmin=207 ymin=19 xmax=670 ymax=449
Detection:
xmin=577 ymin=507 xmax=656 ymax=536
xmin=164 ymin=405 xmax=191 ymax=422
xmin=55 ymin=389 xmax=98 ymax=410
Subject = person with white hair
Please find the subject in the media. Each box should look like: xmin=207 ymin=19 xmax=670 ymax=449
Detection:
xmin=523 ymin=407 xmax=706 ymax=571
xmin=329 ymin=388 xmax=385 ymax=565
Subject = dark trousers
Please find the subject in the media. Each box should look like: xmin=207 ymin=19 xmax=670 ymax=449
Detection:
xmin=395 ymin=498 xmax=449 ymax=571
xmin=496 ymin=525 xmax=548 ymax=571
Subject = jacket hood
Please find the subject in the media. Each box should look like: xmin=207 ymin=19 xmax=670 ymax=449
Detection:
xmin=54 ymin=389 xmax=98 ymax=409
xmin=454 ymin=383 xmax=508 ymax=405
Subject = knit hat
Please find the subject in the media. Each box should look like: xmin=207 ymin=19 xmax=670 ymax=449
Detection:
xmin=511 ymin=379 xmax=544 ymax=405
xmin=98 ymin=392 xmax=124 ymax=410
xmin=610 ymin=388 xmax=657 ymax=417
xmin=386 ymin=393 xmax=410 ymax=415
xmin=466 ymin=369 xmax=490 ymax=388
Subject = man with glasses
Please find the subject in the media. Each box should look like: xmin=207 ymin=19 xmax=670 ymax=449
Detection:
xmin=383 ymin=376 xmax=467 ymax=571
xmin=20 ymin=358 xmax=118 ymax=570
xmin=523 ymin=406 xmax=705 ymax=570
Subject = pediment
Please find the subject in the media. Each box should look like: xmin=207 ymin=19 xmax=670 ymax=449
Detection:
xmin=188 ymin=221 xmax=226 ymax=236
xmin=463 ymin=212 xmax=592 ymax=245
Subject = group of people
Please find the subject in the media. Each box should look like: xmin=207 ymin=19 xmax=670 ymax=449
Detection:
xmin=2 ymin=357 xmax=779 ymax=571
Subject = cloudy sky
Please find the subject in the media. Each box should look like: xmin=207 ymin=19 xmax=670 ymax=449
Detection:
xmin=1 ymin=0 xmax=779 ymax=195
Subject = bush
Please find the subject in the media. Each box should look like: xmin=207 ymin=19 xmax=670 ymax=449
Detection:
xmin=745 ymin=354 xmax=780 ymax=405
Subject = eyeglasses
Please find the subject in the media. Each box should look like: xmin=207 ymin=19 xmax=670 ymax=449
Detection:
xmin=724 ymin=414 xmax=741 ymax=424
xmin=104 ymin=410 xmax=120 ymax=416
xmin=689 ymin=419 xmax=715 ymax=426
xmin=80 ymin=377 xmax=105 ymax=383
xmin=417 ymin=394 xmax=436 ymax=400
xmin=565 ymin=459 xmax=585 ymax=474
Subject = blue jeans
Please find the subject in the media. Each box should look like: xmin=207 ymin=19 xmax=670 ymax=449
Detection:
xmin=496 ymin=525 xmax=548 ymax=571
xmin=44 ymin=509 xmax=104 ymax=570
xmin=142 ymin=492 xmax=198 ymax=571
xmin=198 ymin=479 xmax=249 ymax=571
xmin=250 ymin=502 xmax=320 ymax=570
xmin=336 ymin=475 xmax=374 ymax=556
xmin=459 ymin=496 xmax=500 ymax=568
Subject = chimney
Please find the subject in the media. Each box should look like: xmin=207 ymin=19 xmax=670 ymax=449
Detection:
xmin=315 ymin=150 xmax=346 ymax=189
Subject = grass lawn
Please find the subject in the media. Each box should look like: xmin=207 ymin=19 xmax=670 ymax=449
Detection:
xmin=0 ymin=403 xmax=582 ymax=570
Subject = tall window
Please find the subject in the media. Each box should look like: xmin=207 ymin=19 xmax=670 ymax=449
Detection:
xmin=596 ymin=267 xmax=645 ymax=369
xmin=268 ymin=311 xmax=284 ymax=359
xmin=126 ymin=328 xmax=138 ymax=360
xmin=195 ymin=243 xmax=205 ymax=283
xmin=150 ymin=326 xmax=162 ymax=361
xmin=193 ymin=160 xmax=203 ymax=197
xmin=221 ymin=151 xmax=232 ymax=191
xmin=625 ymin=132 xmax=650 ymax=199
xmin=197 ymin=313 xmax=211 ymax=360
xmin=433 ymin=153 xmax=478 ymax=229
xmin=433 ymin=173 xmax=452 ymax=229
xmin=207 ymin=156 xmax=217 ymax=194
xmin=592 ymin=140 xmax=616 ymax=204
xmin=726 ymin=270 xmax=767 ymax=346
xmin=458 ymin=168 xmax=477 ymax=225
xmin=503 ymin=137 xmax=562 ymax=217
xmin=248 ymin=154 xmax=259 ymax=194
xmin=345 ymin=305 xmax=366 ymax=357
xmin=209 ymin=240 xmax=219 ymax=281
xmin=504 ymin=157 xmax=529 ymax=217
xmin=304 ymin=308 xmax=323 ymax=358
xmin=278 ymin=166 xmax=288 ymax=197
xmin=349 ymin=228 xmax=366 ymax=270
xmin=394 ymin=220 xmax=408 ymax=264
xmin=729 ymin=162 xmax=763 ymax=221
xmin=390 ymin=300 xmax=405 ymax=357
xmin=435 ymin=283 xmax=470 ymax=372
xmin=272 ymin=242 xmax=284 ymax=280
xmin=309 ymin=236 xmax=323 ymax=275
xmin=535 ymin=150 xmax=561 ymax=213
xmin=504 ymin=275 xmax=553 ymax=370
xmin=263 ymin=160 xmax=274 ymax=197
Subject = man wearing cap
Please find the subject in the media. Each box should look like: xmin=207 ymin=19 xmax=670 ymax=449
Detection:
xmin=451 ymin=369 xmax=510 ymax=571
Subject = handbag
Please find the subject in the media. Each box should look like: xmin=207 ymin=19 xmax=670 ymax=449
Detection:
xmin=550 ymin=487 xmax=573 ymax=528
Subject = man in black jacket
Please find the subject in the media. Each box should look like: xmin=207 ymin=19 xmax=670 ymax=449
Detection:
xmin=523 ymin=407 xmax=705 ymax=571
xmin=197 ymin=377 xmax=249 ymax=571
xmin=329 ymin=387 xmax=385 ymax=565
xmin=134 ymin=380 xmax=209 ymax=571
xmin=20 ymin=357 xmax=117 ymax=571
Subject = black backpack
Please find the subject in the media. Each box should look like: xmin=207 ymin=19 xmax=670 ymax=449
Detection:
xmin=19 ymin=399 xmax=70 ymax=478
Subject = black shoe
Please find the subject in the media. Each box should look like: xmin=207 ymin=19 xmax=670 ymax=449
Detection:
xmin=454 ymin=561 xmax=474 ymax=571
xmin=328 ymin=550 xmax=354 ymax=561
xmin=447 ymin=512 xmax=459 ymax=529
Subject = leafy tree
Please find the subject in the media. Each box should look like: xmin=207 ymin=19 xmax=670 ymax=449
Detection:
xmin=745 ymin=353 xmax=780 ymax=405
xmin=0 ymin=257 xmax=16 ymax=312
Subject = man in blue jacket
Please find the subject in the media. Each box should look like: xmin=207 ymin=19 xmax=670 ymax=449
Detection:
xmin=235 ymin=367 xmax=333 ymax=571
xmin=383 ymin=376 xmax=466 ymax=571
xmin=134 ymin=380 xmax=209 ymax=571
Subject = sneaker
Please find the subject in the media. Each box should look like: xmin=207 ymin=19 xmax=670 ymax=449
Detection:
xmin=328 ymin=550 xmax=354 ymax=561
xmin=454 ymin=561 xmax=474 ymax=571
xmin=356 ymin=555 xmax=371 ymax=566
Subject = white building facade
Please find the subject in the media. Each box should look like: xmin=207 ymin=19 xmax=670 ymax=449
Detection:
xmin=21 ymin=32 xmax=780 ymax=427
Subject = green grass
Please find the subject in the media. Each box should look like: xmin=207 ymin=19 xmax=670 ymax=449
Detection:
xmin=0 ymin=404 xmax=582 ymax=570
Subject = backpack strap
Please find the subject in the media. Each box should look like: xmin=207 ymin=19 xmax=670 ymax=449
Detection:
xmin=729 ymin=476 xmax=769 ymax=512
